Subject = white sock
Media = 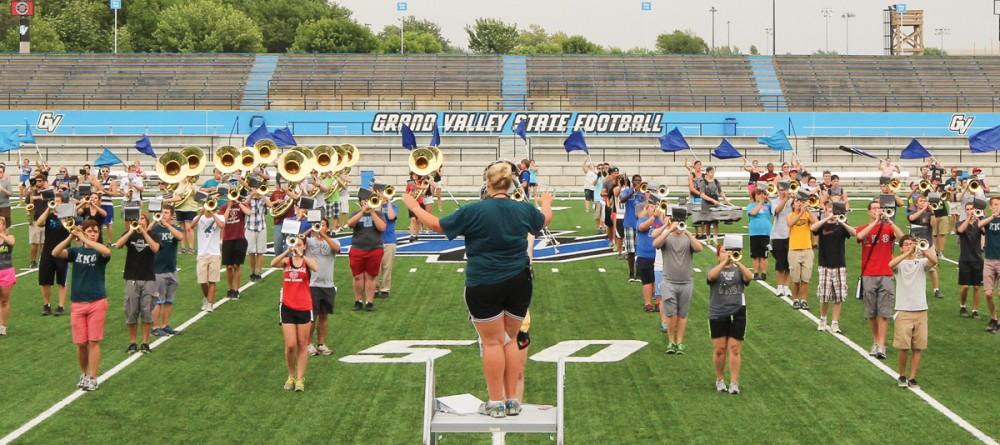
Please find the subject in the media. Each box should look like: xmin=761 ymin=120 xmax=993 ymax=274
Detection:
xmin=819 ymin=316 xmax=827 ymax=323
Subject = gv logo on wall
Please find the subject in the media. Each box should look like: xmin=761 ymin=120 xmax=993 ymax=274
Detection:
xmin=37 ymin=112 xmax=64 ymax=133
xmin=949 ymin=113 xmax=974 ymax=135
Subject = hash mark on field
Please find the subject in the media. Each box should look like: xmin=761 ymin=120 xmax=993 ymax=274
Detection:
xmin=456 ymin=268 xmax=464 ymax=273
xmin=693 ymin=268 xmax=702 ymax=273
xmin=551 ymin=268 xmax=559 ymax=273
xmin=409 ymin=268 xmax=417 ymax=273
xmin=598 ymin=268 xmax=606 ymax=273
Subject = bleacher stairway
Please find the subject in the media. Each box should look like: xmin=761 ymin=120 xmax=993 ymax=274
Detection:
xmin=240 ymin=54 xmax=279 ymax=110
xmin=501 ymin=55 xmax=528 ymax=110
xmin=749 ymin=56 xmax=787 ymax=112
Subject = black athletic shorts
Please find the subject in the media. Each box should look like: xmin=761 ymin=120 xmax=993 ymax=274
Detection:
xmin=221 ymin=239 xmax=248 ymax=266
xmin=615 ymin=220 xmax=625 ymax=238
xmin=959 ymin=260 xmax=984 ymax=286
xmin=750 ymin=235 xmax=770 ymax=259
xmin=604 ymin=207 xmax=613 ymax=229
xmin=465 ymin=267 xmax=532 ymax=322
xmin=175 ymin=210 xmax=197 ymax=223
xmin=311 ymin=286 xmax=336 ymax=314
xmin=771 ymin=238 xmax=790 ymax=272
xmin=279 ymin=304 xmax=313 ymax=325
xmin=709 ymin=306 xmax=747 ymax=340
xmin=636 ymin=257 xmax=655 ymax=284
xmin=38 ymin=255 xmax=68 ymax=286
xmin=584 ymin=189 xmax=594 ymax=201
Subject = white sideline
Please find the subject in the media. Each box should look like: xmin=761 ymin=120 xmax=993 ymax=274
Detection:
xmin=0 ymin=268 xmax=278 ymax=445
xmin=700 ymin=242 xmax=997 ymax=445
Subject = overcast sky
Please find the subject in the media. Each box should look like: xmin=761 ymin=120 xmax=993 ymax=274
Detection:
xmin=336 ymin=0 xmax=1000 ymax=55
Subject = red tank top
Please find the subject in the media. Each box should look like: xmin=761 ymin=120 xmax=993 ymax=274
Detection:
xmin=281 ymin=259 xmax=312 ymax=311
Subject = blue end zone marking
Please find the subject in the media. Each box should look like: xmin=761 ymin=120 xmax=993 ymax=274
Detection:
xmin=532 ymin=240 xmax=608 ymax=258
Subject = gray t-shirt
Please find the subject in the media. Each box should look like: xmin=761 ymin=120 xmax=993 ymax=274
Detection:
xmin=350 ymin=211 xmax=384 ymax=251
xmin=661 ymin=234 xmax=695 ymax=284
xmin=769 ymin=196 xmax=792 ymax=239
xmin=0 ymin=176 xmax=10 ymax=208
xmin=306 ymin=237 xmax=335 ymax=288
xmin=708 ymin=265 xmax=747 ymax=318
xmin=895 ymin=258 xmax=929 ymax=311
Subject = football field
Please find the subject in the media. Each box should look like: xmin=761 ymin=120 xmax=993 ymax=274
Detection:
xmin=0 ymin=199 xmax=997 ymax=444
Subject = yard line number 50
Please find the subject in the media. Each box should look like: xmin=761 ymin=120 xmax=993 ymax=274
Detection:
xmin=339 ymin=340 xmax=647 ymax=364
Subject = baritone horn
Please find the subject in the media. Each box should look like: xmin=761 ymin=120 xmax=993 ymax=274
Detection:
xmin=155 ymin=151 xmax=189 ymax=184
xmin=313 ymin=145 xmax=337 ymax=173
xmin=276 ymin=150 xmax=312 ymax=184
xmin=253 ymin=139 xmax=279 ymax=165
xmin=180 ymin=146 xmax=206 ymax=177
xmin=214 ymin=145 xmax=242 ymax=175
xmin=408 ymin=147 xmax=442 ymax=177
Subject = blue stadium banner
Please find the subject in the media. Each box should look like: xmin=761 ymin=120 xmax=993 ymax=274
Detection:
xmin=900 ymin=138 xmax=932 ymax=159
xmin=18 ymin=120 xmax=34 ymax=144
xmin=0 ymin=129 xmax=20 ymax=153
xmin=659 ymin=127 xmax=689 ymax=152
xmin=969 ymin=124 xmax=1000 ymax=153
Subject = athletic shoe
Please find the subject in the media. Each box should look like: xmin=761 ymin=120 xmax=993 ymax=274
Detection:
xmin=761 ymin=273 xmax=767 ymax=281
xmin=792 ymin=300 xmax=801 ymax=310
xmin=82 ymin=377 xmax=99 ymax=392
xmin=816 ymin=321 xmax=828 ymax=332
xmin=505 ymin=399 xmax=522 ymax=416
xmin=972 ymin=311 xmax=981 ymax=320
xmin=29 ymin=261 xmax=37 ymax=269
xmin=907 ymin=379 xmax=919 ymax=388
xmin=201 ymin=298 xmax=208 ymax=312
xmin=294 ymin=378 xmax=305 ymax=392
xmin=799 ymin=301 xmax=810 ymax=311
xmin=126 ymin=343 xmax=138 ymax=355
xmin=960 ymin=307 xmax=970 ymax=318
xmin=675 ymin=343 xmax=686 ymax=355
xmin=230 ymin=290 xmax=240 ymax=300
xmin=54 ymin=306 xmax=65 ymax=317
xmin=162 ymin=326 xmax=181 ymax=335
xmin=934 ymin=289 xmax=942 ymax=299
xmin=659 ymin=323 xmax=668 ymax=333
xmin=152 ymin=328 xmax=164 ymax=337
xmin=898 ymin=376 xmax=908 ymax=388
xmin=875 ymin=348 xmax=887 ymax=360
xmin=830 ymin=321 xmax=843 ymax=334
xmin=374 ymin=291 xmax=385 ymax=299
xmin=869 ymin=344 xmax=879 ymax=357
xmin=665 ymin=343 xmax=677 ymax=354
xmin=0 ymin=325 xmax=6 ymax=336
xmin=316 ymin=344 xmax=333 ymax=356
xmin=987 ymin=319 xmax=999 ymax=333
xmin=140 ymin=343 xmax=151 ymax=354
xmin=284 ymin=376 xmax=295 ymax=391
xmin=352 ymin=300 xmax=364 ymax=311
xmin=77 ymin=373 xmax=87 ymax=389
xmin=42 ymin=304 xmax=51 ymax=316
xmin=205 ymin=302 xmax=214 ymax=313
xmin=728 ymin=383 xmax=741 ymax=395
xmin=716 ymin=379 xmax=728 ymax=393
xmin=478 ymin=401 xmax=507 ymax=418
xmin=380 ymin=291 xmax=390 ymax=299
xmin=365 ymin=302 xmax=375 ymax=312
xmin=643 ymin=303 xmax=654 ymax=312
xmin=307 ymin=344 xmax=318 ymax=356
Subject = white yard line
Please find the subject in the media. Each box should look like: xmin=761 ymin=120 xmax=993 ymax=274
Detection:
xmin=0 ymin=268 xmax=279 ymax=445
xmin=699 ymin=242 xmax=997 ymax=445
xmin=15 ymin=268 xmax=37 ymax=278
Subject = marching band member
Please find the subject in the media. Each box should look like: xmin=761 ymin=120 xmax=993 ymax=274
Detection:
xmin=653 ymin=207 xmax=702 ymax=354
xmin=770 ymin=182 xmax=793 ymax=298
xmin=113 ymin=211 xmax=159 ymax=355
xmin=306 ymin=219 xmax=340 ymax=357
xmin=97 ymin=166 xmax=118 ymax=243
xmin=811 ymin=201 xmax=857 ymax=333
xmin=193 ymin=202 xmax=224 ymax=312
xmin=53 ymin=219 xmax=112 ymax=391
xmin=405 ymin=173 xmax=426 ymax=242
xmin=601 ymin=167 xmax=621 ymax=249
xmin=120 ymin=164 xmax=144 ymax=207
xmin=18 ymin=158 xmax=32 ymax=201
xmin=221 ymin=193 xmax=251 ymax=300
xmin=907 ymin=194 xmax=941 ymax=299
xmin=27 ymin=175 xmax=48 ymax=269
xmin=271 ymin=233 xmax=318 ymax=392
xmin=77 ymin=192 xmax=106 ymax=243
xmin=269 ymin=176 xmax=298 ymax=255
xmin=594 ymin=163 xmax=608 ymax=232
xmin=402 ymin=160 xmax=551 ymax=418
xmin=36 ymin=190 xmax=69 ymax=316
xmin=978 ymin=197 xmax=1000 ymax=333
xmin=375 ymin=189 xmax=398 ymax=299
xmin=0 ymin=164 xmax=12 ymax=226
xmin=686 ymin=160 xmax=705 ymax=239
xmin=696 ymin=166 xmax=731 ymax=245
xmin=635 ymin=196 xmax=661 ymax=313
xmin=742 ymin=158 xmax=762 ymax=194
xmin=201 ymin=169 xmax=227 ymax=208
xmin=930 ymin=176 xmax=951 ymax=255
xmin=889 ymin=235 xmax=937 ymax=388
xmin=169 ymin=176 xmax=200 ymax=255
xmin=707 ymin=235 xmax=753 ymax=395
xmin=856 ymin=200 xmax=903 ymax=360
xmin=151 ymin=206 xmax=184 ymax=336
xmin=745 ymin=189 xmax=772 ymax=281
xmin=582 ymin=159 xmax=598 ymax=214
xmin=956 ymin=202 xmax=984 ymax=319
xmin=621 ymin=175 xmax=641 ymax=284
xmin=0 ymin=217 xmax=16 ymax=336
xmin=334 ymin=169 xmax=352 ymax=230
xmin=612 ymin=175 xmax=627 ymax=257
xmin=244 ymin=186 xmax=270 ymax=282
xmin=787 ymin=195 xmax=818 ymax=310
xmin=348 ymin=189 xmax=386 ymax=312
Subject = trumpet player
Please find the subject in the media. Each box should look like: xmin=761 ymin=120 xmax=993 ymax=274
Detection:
xmin=635 ymin=198 xmax=661 ymax=313
xmin=168 ymin=176 xmax=200 ymax=255
xmin=977 ymin=197 xmax=1000 ymax=333
xmin=347 ymin=189 xmax=386 ymax=312
xmin=786 ymin=195 xmax=817 ymax=311
xmin=27 ymin=175 xmax=49 ymax=269
xmin=811 ymin=201 xmax=857 ymax=333
xmin=38 ymin=190 xmax=73 ymax=316
xmin=244 ymin=185 xmax=270 ymax=282
xmin=270 ymin=177 xmax=298 ymax=255
xmin=907 ymin=195 xmax=941 ymax=300
xmin=0 ymin=217 xmax=16 ymax=336
xmin=707 ymin=235 xmax=753 ymax=395
xmin=120 ymin=164 xmax=145 ymax=207
xmin=652 ymin=208 xmax=702 ymax=355
xmin=745 ymin=189 xmax=772 ymax=281
xmin=76 ymin=192 xmax=107 ymax=243
xmin=97 ymin=166 xmax=118 ymax=243
xmin=306 ymin=218 xmax=340 ymax=357
xmin=856 ymin=200 xmax=903 ymax=360
xmin=150 ymin=207 xmax=184 ymax=337
xmin=113 ymin=211 xmax=159 ymax=355
xmin=889 ymin=235 xmax=937 ymax=389
xmin=0 ymin=163 xmax=12 ymax=228
xmin=193 ymin=201 xmax=224 ymax=312
xmin=221 ymin=192 xmax=251 ymax=300
xmin=405 ymin=173 xmax=429 ymax=242
xmin=375 ymin=186 xmax=398 ymax=299
xmin=956 ymin=202 xmax=984 ymax=320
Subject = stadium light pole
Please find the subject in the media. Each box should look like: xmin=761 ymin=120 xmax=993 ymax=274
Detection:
xmin=727 ymin=20 xmax=731 ymax=49
xmin=934 ymin=27 xmax=951 ymax=51
xmin=842 ymin=12 xmax=855 ymax=55
xmin=821 ymin=8 xmax=833 ymax=52
xmin=765 ymin=27 xmax=773 ymax=55
xmin=772 ymin=0 xmax=776 ymax=55
xmin=709 ymin=6 xmax=718 ymax=52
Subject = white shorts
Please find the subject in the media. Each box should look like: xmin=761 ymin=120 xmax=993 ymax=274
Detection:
xmin=244 ymin=229 xmax=268 ymax=254
xmin=339 ymin=192 xmax=349 ymax=211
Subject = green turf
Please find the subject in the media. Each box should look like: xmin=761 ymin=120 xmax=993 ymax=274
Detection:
xmin=0 ymin=200 xmax=994 ymax=444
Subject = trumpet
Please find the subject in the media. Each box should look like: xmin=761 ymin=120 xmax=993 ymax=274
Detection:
xmin=657 ymin=200 xmax=669 ymax=213
xmin=152 ymin=213 xmax=162 ymax=223
xmin=835 ymin=214 xmax=848 ymax=224
xmin=311 ymin=221 xmax=323 ymax=232
xmin=228 ymin=187 xmax=241 ymax=201
xmin=366 ymin=194 xmax=383 ymax=209
xmin=256 ymin=183 xmax=269 ymax=196
xmin=47 ymin=200 xmax=57 ymax=210
xmin=968 ymin=179 xmax=982 ymax=193
xmin=916 ymin=239 xmax=930 ymax=251
xmin=766 ymin=182 xmax=778 ymax=197
xmin=789 ymin=180 xmax=801 ymax=194
xmin=61 ymin=217 xmax=75 ymax=231
xmin=975 ymin=208 xmax=986 ymax=218
xmin=253 ymin=139 xmax=279 ymax=165
xmin=676 ymin=221 xmax=687 ymax=232
xmin=129 ymin=221 xmax=140 ymax=231
xmin=25 ymin=203 xmax=34 ymax=213
xmin=882 ymin=208 xmax=896 ymax=219
xmin=638 ymin=182 xmax=648 ymax=193
xmin=511 ymin=188 xmax=525 ymax=202
xmin=286 ymin=234 xmax=305 ymax=249
xmin=887 ymin=178 xmax=902 ymax=194
xmin=729 ymin=250 xmax=743 ymax=263
xmin=656 ymin=185 xmax=669 ymax=197
xmin=807 ymin=194 xmax=821 ymax=208
xmin=917 ymin=179 xmax=932 ymax=194
xmin=204 ymin=198 xmax=218 ymax=212
xmin=382 ymin=185 xmax=396 ymax=201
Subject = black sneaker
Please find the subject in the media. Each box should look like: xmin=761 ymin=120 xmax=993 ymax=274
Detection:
xmin=29 ymin=261 xmax=38 ymax=269
xmin=907 ymin=378 xmax=919 ymax=388
xmin=380 ymin=291 xmax=390 ymax=299
xmin=140 ymin=343 xmax=151 ymax=354
xmin=972 ymin=310 xmax=981 ymax=320
xmin=753 ymin=273 xmax=761 ymax=281
xmin=365 ymin=302 xmax=375 ymax=312
xmin=792 ymin=300 xmax=801 ymax=310
xmin=126 ymin=343 xmax=138 ymax=355
xmin=231 ymin=290 xmax=240 ymax=300
xmin=875 ymin=350 xmax=887 ymax=360
xmin=352 ymin=301 xmax=364 ymax=311
xmin=960 ymin=307 xmax=970 ymax=318
xmin=987 ymin=319 xmax=999 ymax=333
xmin=42 ymin=304 xmax=52 ymax=316
xmin=933 ymin=289 xmax=943 ymax=299
xmin=54 ymin=306 xmax=65 ymax=317
xmin=374 ymin=291 xmax=385 ymax=299
xmin=897 ymin=375 xmax=908 ymax=388
xmin=761 ymin=273 xmax=767 ymax=281
xmin=799 ymin=301 xmax=810 ymax=311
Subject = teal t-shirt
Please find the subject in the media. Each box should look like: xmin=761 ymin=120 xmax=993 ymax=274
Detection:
xmin=203 ymin=178 xmax=227 ymax=208
xmin=151 ymin=224 xmax=180 ymax=273
xmin=68 ymin=246 xmax=110 ymax=302
xmin=440 ymin=199 xmax=545 ymax=287
xmin=984 ymin=218 xmax=1000 ymax=260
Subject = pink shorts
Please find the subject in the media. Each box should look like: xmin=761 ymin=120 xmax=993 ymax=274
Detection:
xmin=0 ymin=268 xmax=16 ymax=287
xmin=71 ymin=299 xmax=108 ymax=345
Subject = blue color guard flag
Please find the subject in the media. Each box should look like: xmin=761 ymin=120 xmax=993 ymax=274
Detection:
xmin=430 ymin=125 xmax=441 ymax=147
xmin=245 ymin=123 xmax=270 ymax=147
xmin=0 ymin=129 xmax=20 ymax=153
xmin=757 ymin=129 xmax=792 ymax=151
xmin=93 ymin=147 xmax=124 ymax=167
xmin=401 ymin=124 xmax=417 ymax=150
xmin=563 ymin=130 xmax=588 ymax=153
xmin=514 ymin=118 xmax=528 ymax=142
xmin=969 ymin=124 xmax=1000 ymax=153
xmin=838 ymin=145 xmax=879 ymax=159
xmin=134 ymin=134 xmax=156 ymax=158
xmin=270 ymin=126 xmax=297 ymax=147
xmin=900 ymin=138 xmax=932 ymax=159
xmin=18 ymin=120 xmax=35 ymax=144
xmin=711 ymin=138 xmax=742 ymax=160
xmin=659 ymin=127 xmax=689 ymax=152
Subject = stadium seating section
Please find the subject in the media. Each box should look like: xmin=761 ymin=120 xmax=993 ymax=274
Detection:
xmin=3 ymin=54 xmax=1000 ymax=111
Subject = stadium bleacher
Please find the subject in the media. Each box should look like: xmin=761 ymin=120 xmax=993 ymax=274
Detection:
xmin=0 ymin=53 xmax=253 ymax=110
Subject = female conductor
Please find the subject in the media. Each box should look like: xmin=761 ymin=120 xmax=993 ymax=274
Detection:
xmin=403 ymin=160 xmax=552 ymax=419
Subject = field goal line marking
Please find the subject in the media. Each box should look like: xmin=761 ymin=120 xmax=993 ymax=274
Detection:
xmin=700 ymin=242 xmax=997 ymax=445
xmin=0 ymin=267 xmax=279 ymax=445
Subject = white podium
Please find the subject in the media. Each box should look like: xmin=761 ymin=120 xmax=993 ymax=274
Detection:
xmin=422 ymin=358 xmax=565 ymax=445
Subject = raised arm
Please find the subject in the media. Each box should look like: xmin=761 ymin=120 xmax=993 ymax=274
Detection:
xmin=401 ymin=194 xmax=444 ymax=234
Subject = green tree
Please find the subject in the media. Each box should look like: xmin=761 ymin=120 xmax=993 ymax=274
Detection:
xmin=560 ymin=35 xmax=602 ymax=54
xmin=122 ymin=0 xmax=183 ymax=52
xmin=749 ymin=44 xmax=759 ymax=55
xmin=922 ymin=47 xmax=947 ymax=56
xmin=711 ymin=45 xmax=742 ymax=55
xmin=0 ymin=17 xmax=66 ymax=52
xmin=655 ymin=30 xmax=707 ymax=54
xmin=289 ymin=17 xmax=377 ymax=53
xmin=465 ymin=18 xmax=518 ymax=54
xmin=221 ymin=0 xmax=351 ymax=53
xmin=153 ymin=0 xmax=264 ymax=52
xmin=51 ymin=0 xmax=114 ymax=52
xmin=377 ymin=16 xmax=451 ymax=53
